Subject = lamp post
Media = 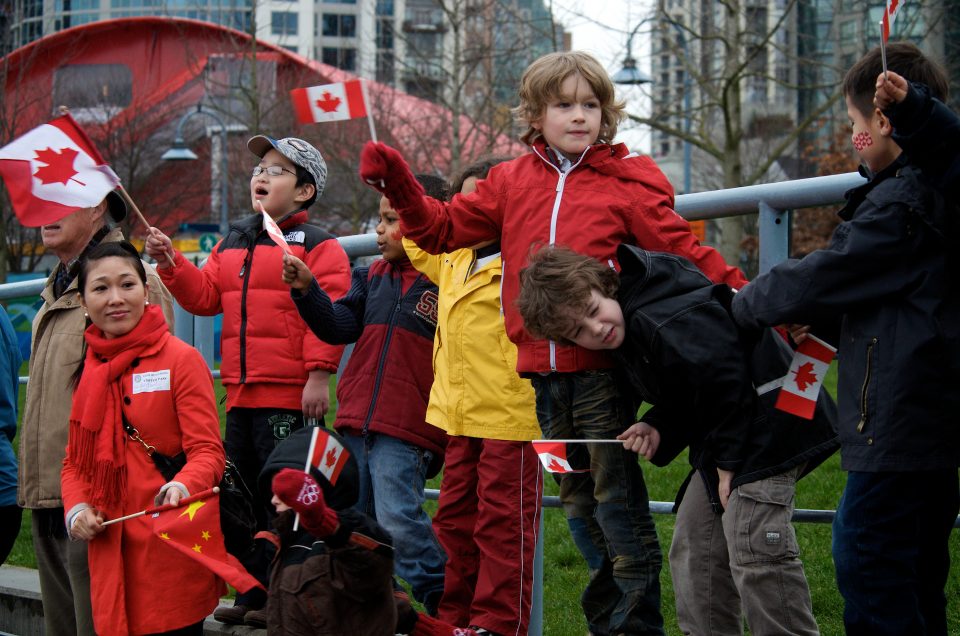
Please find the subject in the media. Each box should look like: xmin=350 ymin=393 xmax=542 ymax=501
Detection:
xmin=614 ymin=18 xmax=692 ymax=196
xmin=162 ymin=104 xmax=230 ymax=236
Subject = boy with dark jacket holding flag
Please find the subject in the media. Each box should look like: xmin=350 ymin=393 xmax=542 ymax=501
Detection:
xmin=279 ymin=175 xmax=448 ymax=615
xmin=731 ymin=43 xmax=960 ymax=635
xmin=517 ymin=244 xmax=838 ymax=636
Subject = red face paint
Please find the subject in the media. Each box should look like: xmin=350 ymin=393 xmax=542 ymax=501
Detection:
xmin=390 ymin=229 xmax=403 ymax=241
xmin=853 ymin=131 xmax=873 ymax=152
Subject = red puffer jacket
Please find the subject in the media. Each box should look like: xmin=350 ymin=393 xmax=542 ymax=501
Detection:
xmin=159 ymin=210 xmax=350 ymax=410
xmin=397 ymin=140 xmax=748 ymax=374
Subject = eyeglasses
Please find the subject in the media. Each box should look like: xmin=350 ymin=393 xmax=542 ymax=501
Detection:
xmin=252 ymin=165 xmax=297 ymax=177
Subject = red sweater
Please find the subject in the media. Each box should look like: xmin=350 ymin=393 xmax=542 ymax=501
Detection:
xmin=159 ymin=210 xmax=351 ymax=410
xmin=398 ymin=140 xmax=748 ymax=374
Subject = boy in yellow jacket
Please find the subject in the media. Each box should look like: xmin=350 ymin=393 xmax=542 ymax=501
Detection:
xmin=403 ymin=159 xmax=541 ymax=636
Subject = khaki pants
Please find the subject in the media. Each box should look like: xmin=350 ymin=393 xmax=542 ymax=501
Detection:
xmin=32 ymin=509 xmax=96 ymax=636
xmin=669 ymin=466 xmax=819 ymax=636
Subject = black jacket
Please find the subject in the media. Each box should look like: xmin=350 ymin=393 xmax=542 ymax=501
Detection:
xmin=614 ymin=245 xmax=838 ymax=510
xmin=732 ymin=158 xmax=960 ymax=472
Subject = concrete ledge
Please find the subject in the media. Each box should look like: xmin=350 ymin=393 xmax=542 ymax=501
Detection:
xmin=0 ymin=565 xmax=265 ymax=635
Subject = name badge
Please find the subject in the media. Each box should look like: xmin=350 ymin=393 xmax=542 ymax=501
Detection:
xmin=132 ymin=370 xmax=171 ymax=394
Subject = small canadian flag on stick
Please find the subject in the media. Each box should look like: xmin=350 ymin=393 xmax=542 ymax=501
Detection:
xmin=531 ymin=440 xmax=591 ymax=474
xmin=775 ymin=334 xmax=837 ymax=420
xmin=259 ymin=202 xmax=291 ymax=254
xmin=290 ymin=79 xmax=378 ymax=142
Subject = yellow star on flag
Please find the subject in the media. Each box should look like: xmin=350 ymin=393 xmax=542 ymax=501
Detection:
xmin=178 ymin=499 xmax=206 ymax=521
xmin=192 ymin=544 xmax=203 ymax=553
xmin=201 ymin=530 xmax=211 ymax=541
xmin=160 ymin=532 xmax=170 ymax=540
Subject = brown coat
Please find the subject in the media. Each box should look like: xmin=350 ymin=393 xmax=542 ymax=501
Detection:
xmin=17 ymin=227 xmax=174 ymax=509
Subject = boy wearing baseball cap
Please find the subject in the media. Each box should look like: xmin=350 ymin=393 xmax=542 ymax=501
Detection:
xmin=145 ymin=135 xmax=351 ymax=625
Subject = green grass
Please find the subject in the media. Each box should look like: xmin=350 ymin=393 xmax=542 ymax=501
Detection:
xmin=7 ymin=364 xmax=960 ymax=635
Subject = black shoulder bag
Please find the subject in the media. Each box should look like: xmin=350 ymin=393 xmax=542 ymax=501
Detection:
xmin=123 ymin=416 xmax=257 ymax=556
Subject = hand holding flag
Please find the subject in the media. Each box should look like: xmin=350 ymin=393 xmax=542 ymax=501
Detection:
xmin=294 ymin=426 xmax=351 ymax=530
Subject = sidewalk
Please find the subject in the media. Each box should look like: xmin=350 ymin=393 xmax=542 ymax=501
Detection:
xmin=0 ymin=565 xmax=265 ymax=635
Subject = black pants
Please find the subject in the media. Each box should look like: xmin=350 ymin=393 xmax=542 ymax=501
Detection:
xmin=0 ymin=504 xmax=22 ymax=564
xmin=146 ymin=619 xmax=204 ymax=635
xmin=225 ymin=406 xmax=305 ymax=608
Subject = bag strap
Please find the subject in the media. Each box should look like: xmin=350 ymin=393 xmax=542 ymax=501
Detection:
xmin=121 ymin=413 xmax=156 ymax=456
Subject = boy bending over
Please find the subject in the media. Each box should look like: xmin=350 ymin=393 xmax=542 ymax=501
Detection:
xmin=518 ymin=245 xmax=838 ymax=636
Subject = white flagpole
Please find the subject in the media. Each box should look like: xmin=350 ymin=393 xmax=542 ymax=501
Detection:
xmin=879 ymin=20 xmax=889 ymax=78
xmin=361 ymin=80 xmax=379 ymax=144
xmin=532 ymin=439 xmax=624 ymax=444
xmin=293 ymin=427 xmax=321 ymax=531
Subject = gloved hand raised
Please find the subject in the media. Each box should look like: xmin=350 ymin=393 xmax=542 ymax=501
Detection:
xmin=359 ymin=141 xmax=425 ymax=210
xmin=272 ymin=468 xmax=339 ymax=537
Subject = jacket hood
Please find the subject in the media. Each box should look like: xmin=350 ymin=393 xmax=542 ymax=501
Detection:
xmin=259 ymin=427 xmax=360 ymax=511
xmin=616 ymin=244 xmax=713 ymax=321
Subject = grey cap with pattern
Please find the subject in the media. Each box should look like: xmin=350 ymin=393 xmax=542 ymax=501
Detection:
xmin=247 ymin=135 xmax=327 ymax=199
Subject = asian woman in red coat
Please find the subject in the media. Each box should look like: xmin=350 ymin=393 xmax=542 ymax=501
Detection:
xmin=61 ymin=241 xmax=226 ymax=635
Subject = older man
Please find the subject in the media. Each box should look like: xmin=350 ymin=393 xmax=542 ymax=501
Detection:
xmin=18 ymin=189 xmax=174 ymax=636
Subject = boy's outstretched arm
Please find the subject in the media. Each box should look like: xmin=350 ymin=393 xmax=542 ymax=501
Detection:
xmin=359 ymin=142 xmax=501 ymax=252
xmin=288 ymin=265 xmax=368 ymax=345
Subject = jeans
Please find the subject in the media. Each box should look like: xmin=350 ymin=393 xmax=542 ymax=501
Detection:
xmin=833 ymin=469 xmax=959 ymax=636
xmin=343 ymin=432 xmax=446 ymax=609
xmin=532 ymin=370 xmax=664 ymax=636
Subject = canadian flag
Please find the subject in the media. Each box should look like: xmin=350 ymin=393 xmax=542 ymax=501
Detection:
xmin=306 ymin=426 xmax=350 ymax=486
xmin=291 ymin=80 xmax=369 ymax=124
xmin=0 ymin=113 xmax=120 ymax=227
xmin=775 ymin=334 xmax=837 ymax=420
xmin=259 ymin=202 xmax=291 ymax=254
xmin=531 ymin=440 xmax=589 ymax=474
xmin=882 ymin=0 xmax=904 ymax=42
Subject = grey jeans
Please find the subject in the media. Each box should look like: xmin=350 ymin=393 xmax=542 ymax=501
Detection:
xmin=669 ymin=466 xmax=819 ymax=636
xmin=32 ymin=509 xmax=96 ymax=636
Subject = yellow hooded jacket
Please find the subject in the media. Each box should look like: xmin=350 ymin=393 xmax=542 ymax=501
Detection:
xmin=404 ymin=239 xmax=539 ymax=441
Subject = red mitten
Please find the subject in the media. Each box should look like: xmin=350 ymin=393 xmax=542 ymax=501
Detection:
xmin=359 ymin=141 xmax=425 ymax=210
xmin=272 ymin=468 xmax=339 ymax=537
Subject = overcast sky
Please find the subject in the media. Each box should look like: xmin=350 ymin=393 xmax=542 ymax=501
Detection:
xmin=549 ymin=0 xmax=655 ymax=150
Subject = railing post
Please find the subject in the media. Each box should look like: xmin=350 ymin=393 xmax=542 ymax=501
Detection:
xmin=758 ymin=201 xmax=790 ymax=273
xmin=173 ymin=301 xmax=194 ymax=347
xmin=193 ymin=315 xmax=216 ymax=369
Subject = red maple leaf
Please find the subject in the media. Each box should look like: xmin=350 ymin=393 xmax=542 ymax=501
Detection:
xmin=792 ymin=362 xmax=818 ymax=392
xmin=547 ymin=458 xmax=566 ymax=473
xmin=325 ymin=447 xmax=338 ymax=469
xmin=315 ymin=91 xmax=342 ymax=113
xmin=33 ymin=147 xmax=83 ymax=185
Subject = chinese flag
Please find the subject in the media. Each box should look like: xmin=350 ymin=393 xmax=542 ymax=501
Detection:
xmin=0 ymin=113 xmax=121 ymax=227
xmin=775 ymin=334 xmax=836 ymax=420
xmin=151 ymin=489 xmax=262 ymax=593
xmin=531 ymin=440 xmax=589 ymax=474
xmin=306 ymin=426 xmax=350 ymax=486
xmin=259 ymin=203 xmax=291 ymax=254
xmin=290 ymin=80 xmax=369 ymax=124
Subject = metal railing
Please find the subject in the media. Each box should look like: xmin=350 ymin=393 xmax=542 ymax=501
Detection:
xmin=6 ymin=171 xmax=959 ymax=634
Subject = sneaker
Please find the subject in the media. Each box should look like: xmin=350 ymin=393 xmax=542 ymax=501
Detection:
xmin=469 ymin=626 xmax=502 ymax=636
xmin=244 ymin=608 xmax=268 ymax=629
xmin=213 ymin=604 xmax=250 ymax=625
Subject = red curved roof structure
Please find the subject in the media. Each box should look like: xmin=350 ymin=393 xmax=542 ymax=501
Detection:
xmin=2 ymin=17 xmax=523 ymax=234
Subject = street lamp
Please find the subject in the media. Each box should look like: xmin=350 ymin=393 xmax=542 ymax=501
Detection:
xmin=614 ymin=18 xmax=692 ymax=196
xmin=162 ymin=104 xmax=230 ymax=236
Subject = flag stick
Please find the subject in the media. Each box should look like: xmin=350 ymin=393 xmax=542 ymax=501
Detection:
xmin=102 ymin=486 xmax=220 ymax=526
xmin=116 ymin=187 xmax=177 ymax=267
xmin=533 ymin=439 xmax=624 ymax=444
xmin=293 ymin=427 xmax=321 ymax=531
xmin=879 ymin=20 xmax=889 ymax=78
xmin=361 ymin=80 xmax=379 ymax=144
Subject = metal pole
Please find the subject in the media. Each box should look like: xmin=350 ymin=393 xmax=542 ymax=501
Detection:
xmin=172 ymin=105 xmax=231 ymax=236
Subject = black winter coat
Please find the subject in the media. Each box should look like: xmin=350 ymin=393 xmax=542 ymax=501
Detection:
xmin=732 ymin=157 xmax=960 ymax=472
xmin=614 ymin=245 xmax=838 ymax=510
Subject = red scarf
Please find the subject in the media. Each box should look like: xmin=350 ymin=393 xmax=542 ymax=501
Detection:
xmin=67 ymin=305 xmax=169 ymax=514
